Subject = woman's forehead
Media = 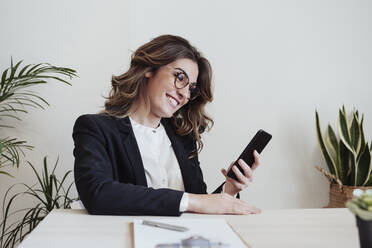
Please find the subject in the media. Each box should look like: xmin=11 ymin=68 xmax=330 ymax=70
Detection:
xmin=167 ymin=58 xmax=199 ymax=81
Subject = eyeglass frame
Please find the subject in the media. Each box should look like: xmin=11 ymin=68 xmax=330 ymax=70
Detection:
xmin=166 ymin=66 xmax=200 ymax=100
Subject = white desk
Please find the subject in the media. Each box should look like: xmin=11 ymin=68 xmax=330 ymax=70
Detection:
xmin=19 ymin=208 xmax=360 ymax=248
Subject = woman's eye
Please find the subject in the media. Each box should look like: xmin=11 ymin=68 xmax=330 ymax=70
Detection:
xmin=176 ymin=73 xmax=185 ymax=82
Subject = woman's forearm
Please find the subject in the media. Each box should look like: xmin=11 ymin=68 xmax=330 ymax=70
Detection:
xmin=187 ymin=193 xmax=260 ymax=215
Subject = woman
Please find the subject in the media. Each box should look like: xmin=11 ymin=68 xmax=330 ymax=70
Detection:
xmin=73 ymin=35 xmax=261 ymax=216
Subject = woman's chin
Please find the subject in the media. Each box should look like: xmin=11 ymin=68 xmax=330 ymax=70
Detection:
xmin=164 ymin=109 xmax=178 ymax=118
xmin=156 ymin=109 xmax=173 ymax=119
xmin=157 ymin=105 xmax=179 ymax=118
xmin=162 ymin=112 xmax=174 ymax=118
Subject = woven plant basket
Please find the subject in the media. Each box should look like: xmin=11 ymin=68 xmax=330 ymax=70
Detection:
xmin=327 ymin=184 xmax=372 ymax=208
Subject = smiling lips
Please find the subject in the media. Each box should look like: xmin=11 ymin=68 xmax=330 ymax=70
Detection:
xmin=166 ymin=94 xmax=180 ymax=108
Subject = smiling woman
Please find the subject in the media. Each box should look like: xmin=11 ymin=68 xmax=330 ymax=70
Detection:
xmin=104 ymin=35 xmax=213 ymax=153
xmin=73 ymin=35 xmax=261 ymax=216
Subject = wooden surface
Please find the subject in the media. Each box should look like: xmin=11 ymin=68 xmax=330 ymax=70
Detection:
xmin=18 ymin=208 xmax=360 ymax=248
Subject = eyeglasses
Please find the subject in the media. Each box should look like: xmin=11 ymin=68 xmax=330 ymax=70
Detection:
xmin=171 ymin=68 xmax=200 ymax=100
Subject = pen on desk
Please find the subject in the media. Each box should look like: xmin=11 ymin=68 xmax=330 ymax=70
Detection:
xmin=142 ymin=220 xmax=189 ymax=232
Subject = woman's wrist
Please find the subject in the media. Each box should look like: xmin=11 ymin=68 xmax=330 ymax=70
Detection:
xmin=224 ymin=183 xmax=238 ymax=196
xmin=186 ymin=193 xmax=203 ymax=212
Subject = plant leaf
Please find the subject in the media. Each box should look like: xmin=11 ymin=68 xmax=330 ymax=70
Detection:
xmin=365 ymin=174 xmax=372 ymax=186
xmin=17 ymin=63 xmax=30 ymax=78
xmin=327 ymin=125 xmax=338 ymax=155
xmin=342 ymin=105 xmax=346 ymax=116
xmin=339 ymin=140 xmax=351 ymax=184
xmin=338 ymin=109 xmax=354 ymax=153
xmin=0 ymin=58 xmax=76 ymax=127
xmin=357 ymin=115 xmax=366 ymax=162
xmin=356 ymin=143 xmax=371 ymax=186
xmin=350 ymin=112 xmax=361 ymax=154
xmin=0 ymin=68 xmax=9 ymax=90
xmin=0 ymin=170 xmax=13 ymax=177
xmin=350 ymin=154 xmax=357 ymax=186
xmin=326 ymin=124 xmax=345 ymax=182
xmin=315 ymin=111 xmax=338 ymax=178
xmin=26 ymin=161 xmax=46 ymax=193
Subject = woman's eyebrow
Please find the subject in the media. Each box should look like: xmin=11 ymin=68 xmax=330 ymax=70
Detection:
xmin=174 ymin=67 xmax=189 ymax=80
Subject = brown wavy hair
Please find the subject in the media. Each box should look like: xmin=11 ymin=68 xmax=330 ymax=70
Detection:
xmin=103 ymin=34 xmax=214 ymax=154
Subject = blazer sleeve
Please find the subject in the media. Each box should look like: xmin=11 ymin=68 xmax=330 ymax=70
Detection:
xmin=73 ymin=115 xmax=184 ymax=216
xmin=181 ymin=130 xmax=231 ymax=196
xmin=183 ymin=137 xmax=208 ymax=194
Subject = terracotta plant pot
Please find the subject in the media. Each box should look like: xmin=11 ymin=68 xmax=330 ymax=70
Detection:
xmin=327 ymin=184 xmax=372 ymax=208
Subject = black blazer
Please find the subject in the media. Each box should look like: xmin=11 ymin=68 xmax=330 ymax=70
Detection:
xmin=73 ymin=114 xmax=224 ymax=216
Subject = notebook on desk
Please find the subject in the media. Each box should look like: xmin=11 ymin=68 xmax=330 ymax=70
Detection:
xmin=132 ymin=218 xmax=249 ymax=248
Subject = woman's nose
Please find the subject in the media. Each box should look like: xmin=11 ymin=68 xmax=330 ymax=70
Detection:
xmin=177 ymin=86 xmax=190 ymax=100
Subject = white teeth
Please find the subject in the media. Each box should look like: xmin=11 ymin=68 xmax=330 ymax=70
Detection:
xmin=167 ymin=96 xmax=178 ymax=107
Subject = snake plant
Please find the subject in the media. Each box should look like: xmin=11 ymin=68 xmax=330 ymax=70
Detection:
xmin=315 ymin=106 xmax=372 ymax=186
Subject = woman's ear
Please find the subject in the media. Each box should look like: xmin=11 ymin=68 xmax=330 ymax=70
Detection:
xmin=145 ymin=71 xmax=154 ymax=78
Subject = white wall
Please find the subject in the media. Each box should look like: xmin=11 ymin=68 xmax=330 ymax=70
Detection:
xmin=1 ymin=0 xmax=371 ymax=212
xmin=0 ymin=0 xmax=131 ymax=209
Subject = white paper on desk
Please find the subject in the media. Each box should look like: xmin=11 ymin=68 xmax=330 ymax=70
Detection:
xmin=133 ymin=218 xmax=248 ymax=248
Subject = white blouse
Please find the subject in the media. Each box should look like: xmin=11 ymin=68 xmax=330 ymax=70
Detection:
xmin=129 ymin=117 xmax=189 ymax=212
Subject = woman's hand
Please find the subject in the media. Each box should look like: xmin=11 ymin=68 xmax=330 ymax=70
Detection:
xmin=221 ymin=150 xmax=260 ymax=196
xmin=187 ymin=193 xmax=260 ymax=215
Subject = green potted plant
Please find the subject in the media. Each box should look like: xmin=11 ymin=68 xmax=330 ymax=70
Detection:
xmin=0 ymin=59 xmax=77 ymax=248
xmin=346 ymin=189 xmax=372 ymax=248
xmin=0 ymin=156 xmax=77 ymax=248
xmin=0 ymin=58 xmax=77 ymax=177
xmin=315 ymin=106 xmax=372 ymax=208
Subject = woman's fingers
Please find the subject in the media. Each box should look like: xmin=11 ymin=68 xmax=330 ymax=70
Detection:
xmin=222 ymin=165 xmax=249 ymax=192
xmin=226 ymin=150 xmax=260 ymax=182
xmin=227 ymin=161 xmax=234 ymax=171
xmin=237 ymin=159 xmax=253 ymax=181
xmin=251 ymin=150 xmax=260 ymax=170
xmin=218 ymin=194 xmax=261 ymax=214
xmin=232 ymin=165 xmax=250 ymax=185
xmin=244 ymin=205 xmax=261 ymax=214
xmin=222 ymin=168 xmax=246 ymax=191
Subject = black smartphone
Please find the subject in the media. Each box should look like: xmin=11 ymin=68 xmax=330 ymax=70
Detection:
xmin=227 ymin=129 xmax=272 ymax=180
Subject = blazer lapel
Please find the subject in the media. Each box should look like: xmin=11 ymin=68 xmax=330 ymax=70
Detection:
xmin=115 ymin=116 xmax=148 ymax=187
xmin=161 ymin=118 xmax=194 ymax=192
